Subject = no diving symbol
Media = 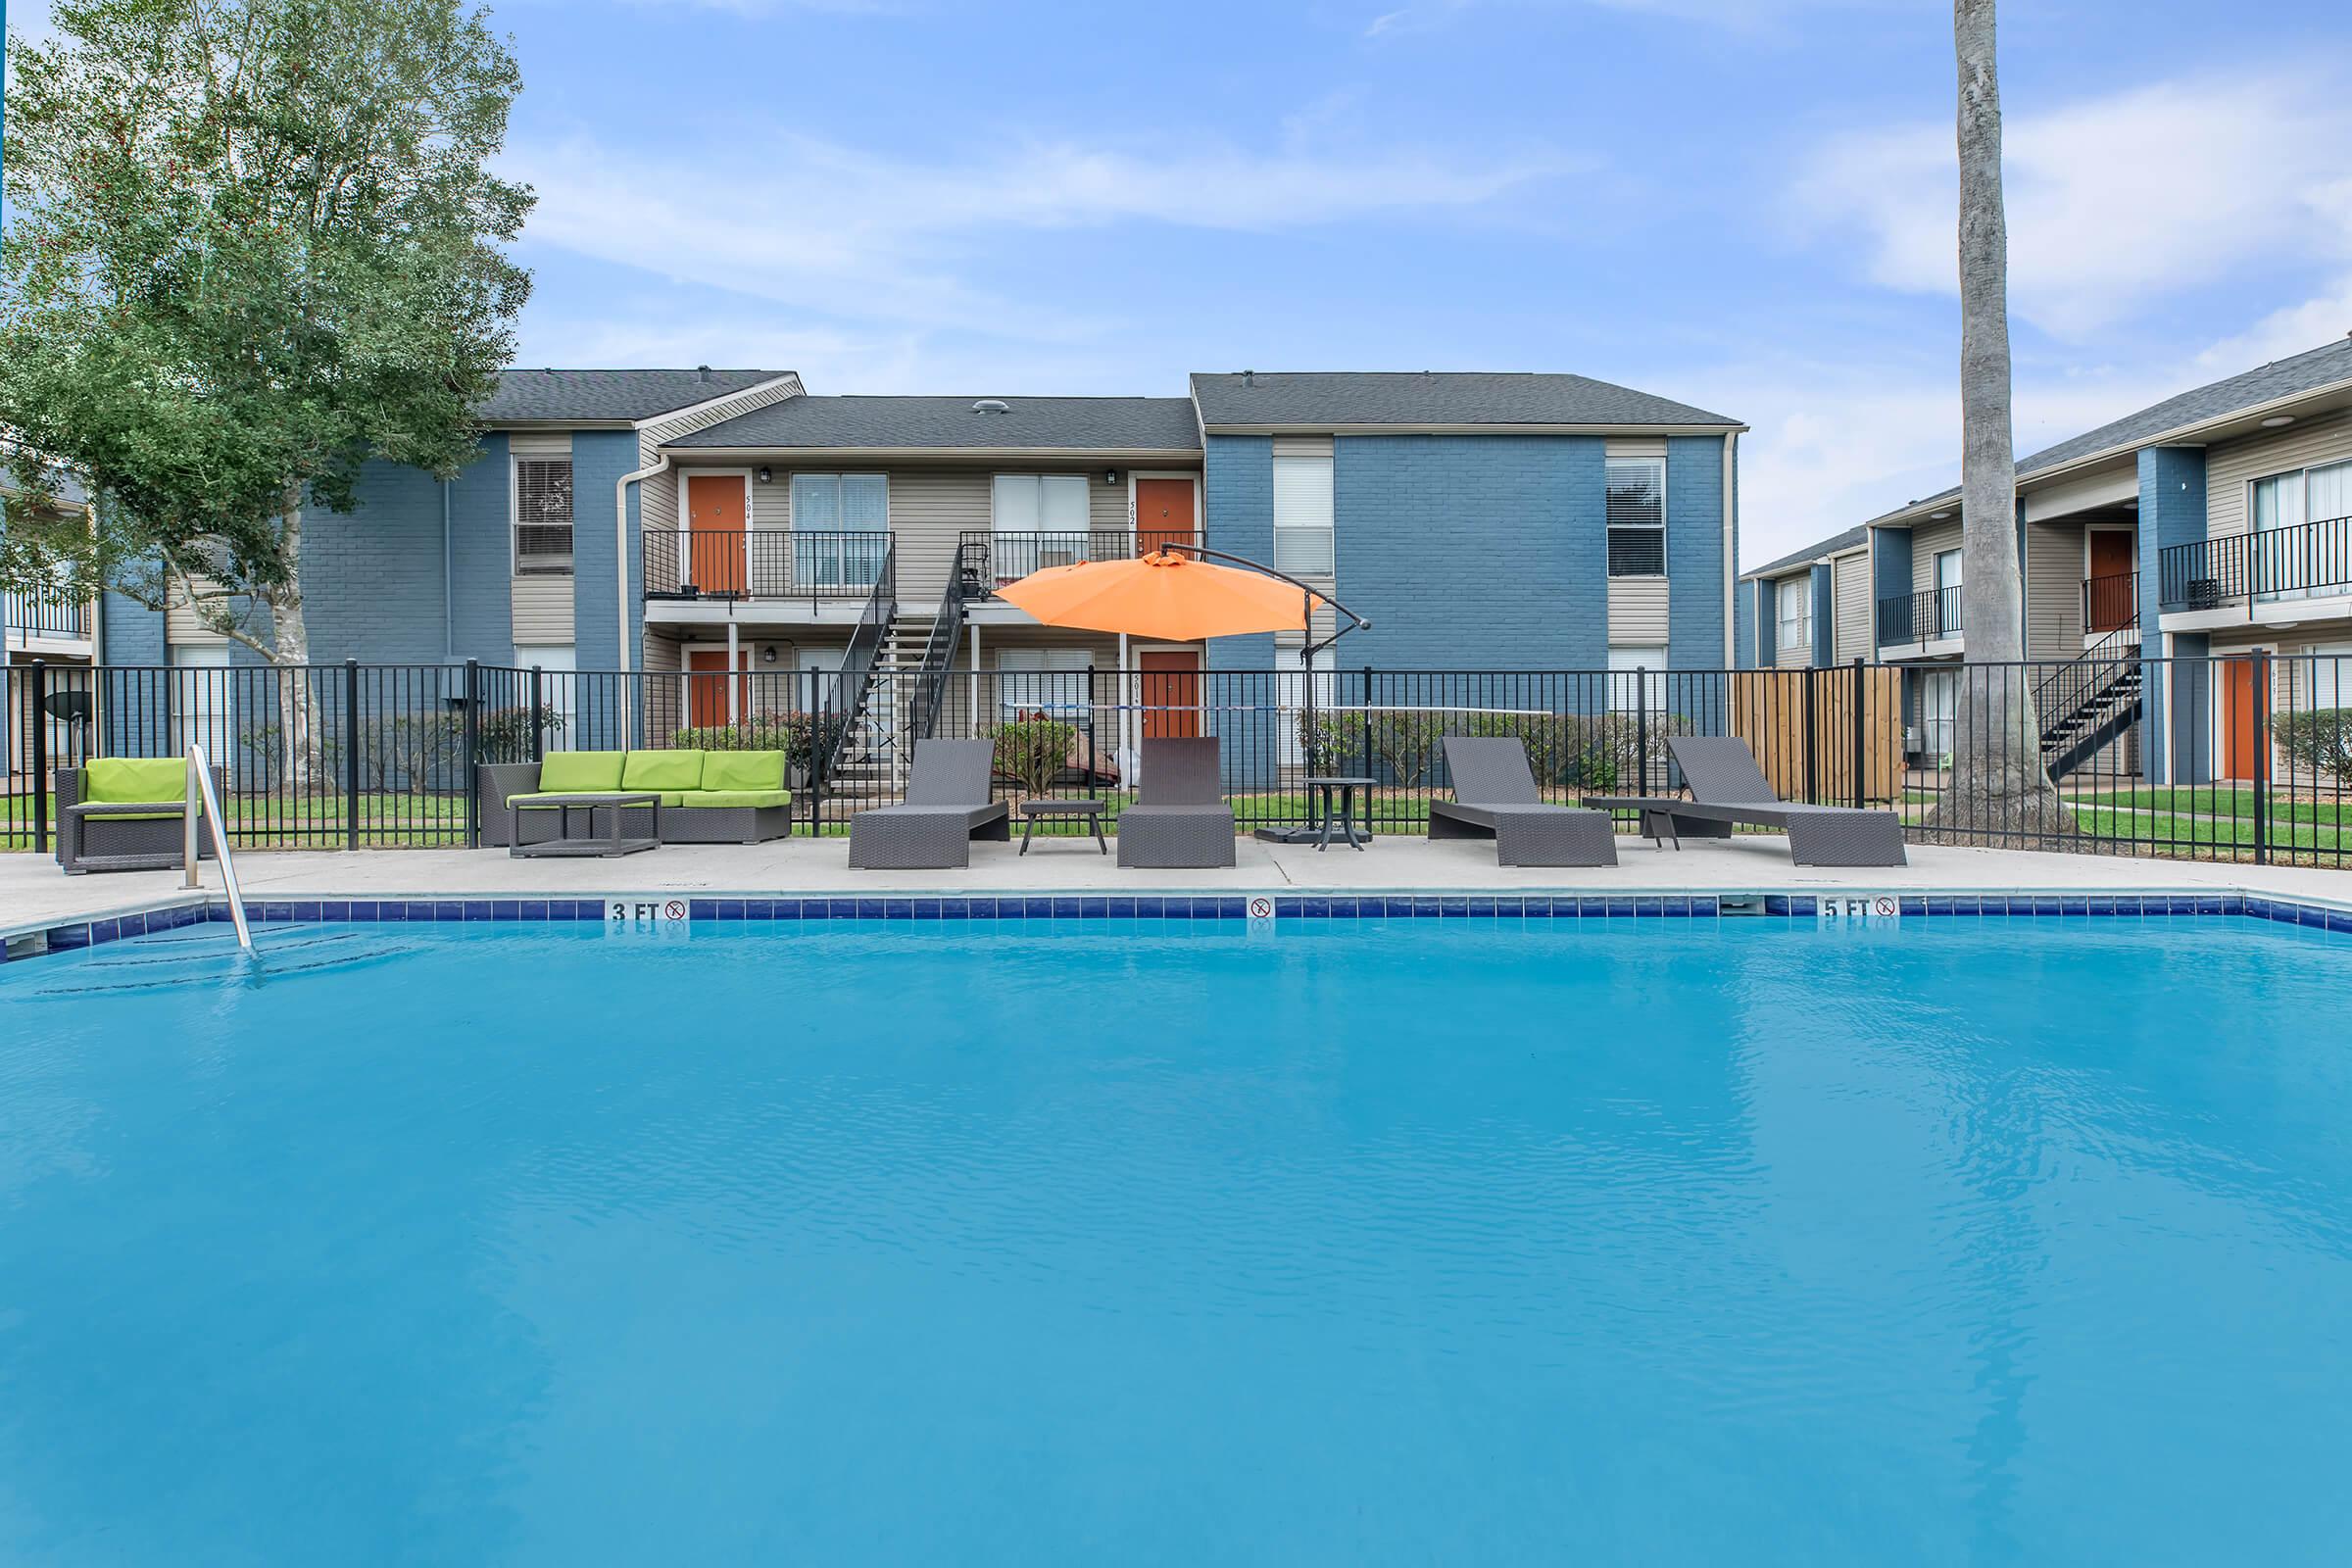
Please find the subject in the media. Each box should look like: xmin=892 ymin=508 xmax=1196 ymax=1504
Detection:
xmin=1873 ymin=896 xmax=1897 ymax=918
xmin=664 ymin=900 xmax=688 ymax=922
xmin=1247 ymin=896 xmax=1275 ymax=921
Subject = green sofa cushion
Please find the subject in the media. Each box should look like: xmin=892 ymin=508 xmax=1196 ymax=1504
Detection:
xmin=538 ymin=751 xmax=624 ymax=793
xmin=700 ymin=750 xmax=787 ymax=791
xmin=678 ymin=789 xmax=792 ymax=810
xmin=86 ymin=757 xmax=188 ymax=805
xmin=507 ymin=790 xmax=681 ymax=808
xmin=622 ymin=750 xmax=704 ymax=791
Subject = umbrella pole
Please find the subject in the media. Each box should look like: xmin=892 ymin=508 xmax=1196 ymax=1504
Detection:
xmin=1256 ymin=586 xmax=1328 ymax=845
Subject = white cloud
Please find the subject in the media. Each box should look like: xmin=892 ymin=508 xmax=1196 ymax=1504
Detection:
xmin=506 ymin=130 xmax=1584 ymax=339
xmin=1795 ymin=70 xmax=2352 ymax=339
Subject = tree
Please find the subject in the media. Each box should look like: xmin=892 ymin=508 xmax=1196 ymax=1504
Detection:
xmin=1935 ymin=0 xmax=2067 ymax=838
xmin=0 ymin=0 xmax=532 ymax=782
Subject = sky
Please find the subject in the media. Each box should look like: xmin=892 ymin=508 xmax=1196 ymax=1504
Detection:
xmin=11 ymin=0 xmax=2352 ymax=566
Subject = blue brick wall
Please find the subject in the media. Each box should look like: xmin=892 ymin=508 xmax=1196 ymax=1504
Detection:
xmin=289 ymin=457 xmax=466 ymax=664
xmin=1810 ymin=563 xmax=1837 ymax=666
xmin=1735 ymin=579 xmax=1757 ymax=668
xmin=2138 ymin=445 xmax=2209 ymax=785
xmin=1202 ymin=435 xmax=1276 ymax=670
xmin=1665 ymin=436 xmax=1727 ymax=667
xmin=1332 ymin=433 xmax=1608 ymax=668
xmin=1872 ymin=526 xmax=1912 ymax=648
xmin=101 ymin=590 xmax=165 ymax=665
xmin=570 ymin=431 xmax=638 ymax=673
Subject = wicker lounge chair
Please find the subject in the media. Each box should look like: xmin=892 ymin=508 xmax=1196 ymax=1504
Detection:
xmin=1427 ymin=736 xmax=1618 ymax=867
xmin=1581 ymin=734 xmax=1908 ymax=867
xmin=55 ymin=759 xmax=224 ymax=875
xmin=1116 ymin=737 xmax=1237 ymax=868
xmin=847 ymin=739 xmax=1012 ymax=869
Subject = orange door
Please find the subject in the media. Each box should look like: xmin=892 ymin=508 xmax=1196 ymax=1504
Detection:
xmin=2220 ymin=658 xmax=2267 ymax=782
xmin=2087 ymin=530 xmax=2135 ymax=630
xmin=1139 ymin=650 xmax=1200 ymax=740
xmin=687 ymin=475 xmax=746 ymax=595
xmin=687 ymin=649 xmax=749 ymax=729
xmin=1134 ymin=477 xmax=1195 ymax=556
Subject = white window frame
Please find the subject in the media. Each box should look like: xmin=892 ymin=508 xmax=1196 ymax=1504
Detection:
xmin=513 ymin=643 xmax=577 ymax=751
xmin=785 ymin=472 xmax=887 ymax=589
xmin=1776 ymin=576 xmax=1811 ymax=658
xmin=1272 ymin=451 xmax=1336 ymax=577
xmin=1605 ymin=455 xmax=1667 ymax=579
xmin=512 ymin=455 xmax=575 ymax=578
xmin=1606 ymin=644 xmax=1666 ymax=713
xmin=991 ymin=474 xmax=1096 ymax=576
xmin=996 ymin=646 xmax=1095 ymax=726
xmin=1935 ymin=547 xmax=1964 ymax=593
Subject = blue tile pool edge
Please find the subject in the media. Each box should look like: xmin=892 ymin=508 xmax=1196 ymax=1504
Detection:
xmin=8 ymin=888 xmax=2352 ymax=962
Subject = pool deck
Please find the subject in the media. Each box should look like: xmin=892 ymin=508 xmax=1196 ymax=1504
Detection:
xmin=6 ymin=835 xmax=2348 ymax=941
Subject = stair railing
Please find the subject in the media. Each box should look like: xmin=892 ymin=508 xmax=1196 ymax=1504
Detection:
xmin=909 ymin=541 xmax=975 ymax=742
xmin=812 ymin=541 xmax=898 ymax=802
xmin=2034 ymin=624 xmax=2142 ymax=777
xmin=182 ymin=744 xmax=253 ymax=952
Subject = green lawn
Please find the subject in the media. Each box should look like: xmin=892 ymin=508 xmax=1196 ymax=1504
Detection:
xmin=2075 ymin=784 xmax=2352 ymax=825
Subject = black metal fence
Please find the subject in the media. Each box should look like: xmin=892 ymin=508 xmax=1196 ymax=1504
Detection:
xmin=7 ymin=655 xmax=2348 ymax=866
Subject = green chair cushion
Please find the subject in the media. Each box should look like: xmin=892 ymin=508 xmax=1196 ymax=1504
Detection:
xmin=86 ymin=757 xmax=188 ymax=805
xmin=700 ymin=750 xmax=787 ymax=791
xmin=622 ymin=750 xmax=705 ymax=791
xmin=538 ymin=751 xmax=624 ymax=793
xmin=677 ymin=789 xmax=792 ymax=810
xmin=506 ymin=790 xmax=677 ymax=808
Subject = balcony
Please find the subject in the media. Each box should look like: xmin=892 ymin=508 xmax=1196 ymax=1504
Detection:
xmin=957 ymin=529 xmax=1204 ymax=600
xmin=1877 ymin=586 xmax=1962 ymax=647
xmin=4 ymin=588 xmax=91 ymax=645
xmin=2082 ymin=570 xmax=2138 ymax=632
xmin=2159 ymin=514 xmax=2352 ymax=612
xmin=643 ymin=530 xmax=890 ymax=609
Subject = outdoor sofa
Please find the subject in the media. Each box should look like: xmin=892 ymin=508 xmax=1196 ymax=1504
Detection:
xmin=1427 ymin=736 xmax=1618 ymax=866
xmin=476 ymin=750 xmax=793 ymax=849
xmin=54 ymin=758 xmax=224 ymax=875
xmin=1580 ymin=734 xmax=1908 ymax=867
xmin=847 ymin=739 xmax=1011 ymax=869
xmin=1116 ymin=737 xmax=1237 ymax=868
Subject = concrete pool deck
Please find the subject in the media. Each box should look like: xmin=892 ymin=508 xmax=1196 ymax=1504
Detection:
xmin=6 ymin=834 xmax=2348 ymax=942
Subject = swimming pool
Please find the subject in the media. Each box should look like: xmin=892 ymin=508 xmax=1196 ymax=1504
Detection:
xmin=4 ymin=915 xmax=2348 ymax=1563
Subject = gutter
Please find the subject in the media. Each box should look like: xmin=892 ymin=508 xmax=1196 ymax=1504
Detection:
xmin=442 ymin=480 xmax=455 ymax=662
xmin=615 ymin=450 xmax=670 ymax=740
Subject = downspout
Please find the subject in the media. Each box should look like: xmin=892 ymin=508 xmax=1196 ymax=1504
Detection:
xmin=616 ymin=451 xmax=670 ymax=744
xmin=442 ymin=479 xmax=454 ymax=661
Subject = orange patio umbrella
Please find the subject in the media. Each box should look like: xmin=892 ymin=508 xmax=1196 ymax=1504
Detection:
xmin=994 ymin=547 xmax=1355 ymax=643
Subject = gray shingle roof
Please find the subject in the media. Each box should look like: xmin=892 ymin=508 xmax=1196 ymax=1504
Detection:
xmin=480 ymin=368 xmax=788 ymax=423
xmin=1866 ymin=337 xmax=2352 ymax=526
xmin=670 ymin=395 xmax=1201 ymax=452
xmin=1744 ymin=524 xmax=1867 ymax=581
xmin=1189 ymin=370 xmax=1740 ymax=430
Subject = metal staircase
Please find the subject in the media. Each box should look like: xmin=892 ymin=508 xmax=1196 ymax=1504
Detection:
xmin=808 ymin=543 xmax=901 ymax=803
xmin=2035 ymin=626 xmax=2143 ymax=781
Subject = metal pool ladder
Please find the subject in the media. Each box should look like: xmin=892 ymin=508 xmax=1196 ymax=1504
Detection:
xmin=182 ymin=745 xmax=254 ymax=953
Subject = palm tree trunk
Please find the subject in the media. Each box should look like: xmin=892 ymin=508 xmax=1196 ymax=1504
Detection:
xmin=1932 ymin=0 xmax=2069 ymax=842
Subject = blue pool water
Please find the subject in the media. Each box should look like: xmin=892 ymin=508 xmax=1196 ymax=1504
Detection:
xmin=4 ymin=916 xmax=2350 ymax=1564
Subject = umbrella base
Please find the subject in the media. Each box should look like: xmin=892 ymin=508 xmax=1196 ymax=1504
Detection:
xmin=1251 ymin=825 xmax=1325 ymax=845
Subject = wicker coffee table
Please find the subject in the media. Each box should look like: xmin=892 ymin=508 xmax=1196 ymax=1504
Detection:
xmin=1017 ymin=798 xmax=1108 ymax=855
xmin=509 ymin=793 xmax=662 ymax=858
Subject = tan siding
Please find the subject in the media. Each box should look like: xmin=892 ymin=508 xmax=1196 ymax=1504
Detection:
xmin=2204 ymin=408 xmax=2352 ymax=541
xmin=2025 ymin=519 xmax=2083 ymax=661
xmin=641 ymin=626 xmax=682 ymax=675
xmin=636 ymin=376 xmax=806 ymax=543
xmin=511 ymin=577 xmax=574 ymax=645
xmin=1910 ymin=518 xmax=1965 ymax=593
xmin=1833 ymin=552 xmax=1870 ymax=662
xmin=167 ymin=576 xmax=229 ymax=647
xmin=509 ymin=430 xmax=571 ymax=459
xmin=1607 ymin=577 xmax=1669 ymax=644
xmin=1271 ymin=435 xmax=1334 ymax=459
xmin=887 ymin=470 xmax=992 ymax=597
xmin=1090 ymin=473 xmax=1132 ymax=531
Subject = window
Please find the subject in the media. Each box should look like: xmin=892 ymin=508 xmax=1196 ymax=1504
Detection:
xmin=1272 ymin=452 xmax=1336 ymax=576
xmin=1605 ymin=457 xmax=1665 ymax=577
xmin=1606 ymin=644 xmax=1666 ymax=713
xmin=1935 ymin=548 xmax=1963 ymax=593
xmin=1776 ymin=576 xmax=1811 ymax=658
xmin=997 ymin=647 xmax=1094 ymax=725
xmin=790 ymin=473 xmax=887 ymax=588
xmin=514 ymin=644 xmax=576 ymax=751
xmin=991 ymin=475 xmax=1094 ymax=578
xmin=514 ymin=459 xmax=573 ymax=577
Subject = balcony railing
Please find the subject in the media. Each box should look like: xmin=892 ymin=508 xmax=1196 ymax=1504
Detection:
xmin=642 ymin=530 xmax=891 ymax=608
xmin=2159 ymin=514 xmax=2352 ymax=612
xmin=2082 ymin=570 xmax=2138 ymax=632
xmin=957 ymin=529 xmax=1204 ymax=598
xmin=4 ymin=588 xmax=90 ymax=642
xmin=1877 ymin=586 xmax=1962 ymax=646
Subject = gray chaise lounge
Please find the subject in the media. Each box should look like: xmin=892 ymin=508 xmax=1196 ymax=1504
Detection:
xmin=54 ymin=759 xmax=225 ymax=875
xmin=847 ymin=739 xmax=1012 ymax=869
xmin=1581 ymin=734 xmax=1908 ymax=867
xmin=1116 ymin=737 xmax=1237 ymax=868
xmin=1428 ymin=736 xmax=1618 ymax=866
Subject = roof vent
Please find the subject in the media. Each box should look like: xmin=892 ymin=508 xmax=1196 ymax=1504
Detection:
xmin=696 ymin=365 xmax=712 ymax=382
xmin=1241 ymin=370 xmax=1255 ymax=387
xmin=972 ymin=398 xmax=1010 ymax=414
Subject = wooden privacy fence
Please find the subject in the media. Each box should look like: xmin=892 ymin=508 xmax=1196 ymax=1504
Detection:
xmin=1730 ymin=666 xmax=1902 ymax=805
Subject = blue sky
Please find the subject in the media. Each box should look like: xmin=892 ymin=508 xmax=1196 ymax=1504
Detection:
xmin=14 ymin=0 xmax=2352 ymax=564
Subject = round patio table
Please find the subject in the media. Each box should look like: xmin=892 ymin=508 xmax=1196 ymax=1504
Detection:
xmin=1305 ymin=776 xmax=1375 ymax=851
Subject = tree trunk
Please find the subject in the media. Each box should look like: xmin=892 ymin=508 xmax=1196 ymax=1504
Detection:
xmin=268 ymin=487 xmax=327 ymax=792
xmin=1929 ymin=0 xmax=2070 ymax=843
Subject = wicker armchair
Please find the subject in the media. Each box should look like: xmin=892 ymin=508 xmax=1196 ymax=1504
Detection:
xmin=55 ymin=763 xmax=225 ymax=875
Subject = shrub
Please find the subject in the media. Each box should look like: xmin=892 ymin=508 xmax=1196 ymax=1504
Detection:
xmin=477 ymin=704 xmax=564 ymax=760
xmin=1296 ymin=711 xmax=1359 ymax=775
xmin=2276 ymin=708 xmax=2352 ymax=778
xmin=1364 ymin=710 xmax=1448 ymax=789
xmin=988 ymin=716 xmax=1078 ymax=795
xmin=671 ymin=710 xmax=846 ymax=775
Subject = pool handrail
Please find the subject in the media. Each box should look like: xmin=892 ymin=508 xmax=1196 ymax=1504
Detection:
xmin=183 ymin=745 xmax=254 ymax=952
